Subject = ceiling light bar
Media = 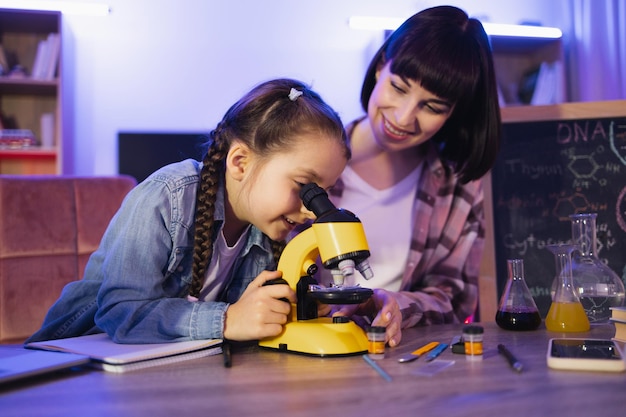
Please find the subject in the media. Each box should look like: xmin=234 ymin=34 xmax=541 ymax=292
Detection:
xmin=482 ymin=23 xmax=562 ymax=39
xmin=348 ymin=16 xmax=562 ymax=39
xmin=0 ymin=1 xmax=111 ymax=16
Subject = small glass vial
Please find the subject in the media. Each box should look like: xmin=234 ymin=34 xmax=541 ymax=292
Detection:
xmin=366 ymin=326 xmax=385 ymax=360
xmin=463 ymin=325 xmax=484 ymax=360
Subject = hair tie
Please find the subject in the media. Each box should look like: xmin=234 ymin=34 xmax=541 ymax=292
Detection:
xmin=288 ymin=88 xmax=303 ymax=101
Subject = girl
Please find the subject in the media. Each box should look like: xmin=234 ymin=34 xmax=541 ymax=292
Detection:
xmin=27 ymin=78 xmax=353 ymax=343
xmin=328 ymin=6 xmax=502 ymax=347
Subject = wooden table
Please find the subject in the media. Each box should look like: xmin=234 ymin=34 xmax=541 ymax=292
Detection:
xmin=1 ymin=322 xmax=624 ymax=417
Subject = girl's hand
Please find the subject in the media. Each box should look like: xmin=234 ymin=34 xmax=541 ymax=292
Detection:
xmin=331 ymin=288 xmax=402 ymax=347
xmin=222 ymin=270 xmax=296 ymax=341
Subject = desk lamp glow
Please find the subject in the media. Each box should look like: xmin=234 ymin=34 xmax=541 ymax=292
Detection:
xmin=259 ymin=183 xmax=374 ymax=356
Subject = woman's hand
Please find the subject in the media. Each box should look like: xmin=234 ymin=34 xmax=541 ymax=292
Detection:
xmin=222 ymin=270 xmax=296 ymax=341
xmin=330 ymin=288 xmax=402 ymax=347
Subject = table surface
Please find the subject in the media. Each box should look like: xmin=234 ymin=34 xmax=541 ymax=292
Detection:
xmin=1 ymin=321 xmax=624 ymax=417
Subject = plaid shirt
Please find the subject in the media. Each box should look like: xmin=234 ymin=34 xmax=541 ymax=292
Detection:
xmin=330 ymin=138 xmax=484 ymax=328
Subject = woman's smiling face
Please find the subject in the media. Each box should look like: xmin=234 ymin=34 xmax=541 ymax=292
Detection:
xmin=367 ymin=61 xmax=455 ymax=152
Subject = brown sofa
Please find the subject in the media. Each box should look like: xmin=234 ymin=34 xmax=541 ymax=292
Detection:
xmin=0 ymin=175 xmax=136 ymax=343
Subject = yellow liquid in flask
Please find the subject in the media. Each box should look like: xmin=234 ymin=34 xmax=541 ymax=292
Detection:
xmin=545 ymin=301 xmax=590 ymax=332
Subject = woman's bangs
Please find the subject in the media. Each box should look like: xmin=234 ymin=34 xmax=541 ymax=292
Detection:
xmin=390 ymin=41 xmax=478 ymax=103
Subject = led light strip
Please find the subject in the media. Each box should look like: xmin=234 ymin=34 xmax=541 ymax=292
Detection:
xmin=0 ymin=1 xmax=111 ymax=16
xmin=348 ymin=16 xmax=562 ymax=39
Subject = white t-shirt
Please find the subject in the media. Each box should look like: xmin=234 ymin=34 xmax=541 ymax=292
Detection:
xmin=330 ymin=164 xmax=421 ymax=291
xmin=198 ymin=225 xmax=251 ymax=301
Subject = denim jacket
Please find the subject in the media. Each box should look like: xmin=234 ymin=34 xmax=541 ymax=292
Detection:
xmin=26 ymin=159 xmax=275 ymax=344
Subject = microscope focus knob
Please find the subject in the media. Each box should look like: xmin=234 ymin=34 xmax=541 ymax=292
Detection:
xmin=262 ymin=278 xmax=290 ymax=303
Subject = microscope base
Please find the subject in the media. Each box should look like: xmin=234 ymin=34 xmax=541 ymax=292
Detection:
xmin=259 ymin=317 xmax=368 ymax=356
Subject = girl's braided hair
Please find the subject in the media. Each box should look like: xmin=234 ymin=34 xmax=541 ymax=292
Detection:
xmin=188 ymin=78 xmax=349 ymax=298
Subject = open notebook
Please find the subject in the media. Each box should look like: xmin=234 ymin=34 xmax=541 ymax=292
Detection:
xmin=26 ymin=333 xmax=222 ymax=373
xmin=0 ymin=347 xmax=90 ymax=384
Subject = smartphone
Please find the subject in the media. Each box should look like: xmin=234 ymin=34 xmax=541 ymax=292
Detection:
xmin=547 ymin=338 xmax=626 ymax=372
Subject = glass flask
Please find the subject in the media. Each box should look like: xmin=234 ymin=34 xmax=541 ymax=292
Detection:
xmin=545 ymin=244 xmax=590 ymax=332
xmin=495 ymin=259 xmax=541 ymax=331
xmin=568 ymin=213 xmax=625 ymax=323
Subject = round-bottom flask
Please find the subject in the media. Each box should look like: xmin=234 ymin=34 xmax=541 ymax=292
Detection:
xmin=568 ymin=213 xmax=625 ymax=323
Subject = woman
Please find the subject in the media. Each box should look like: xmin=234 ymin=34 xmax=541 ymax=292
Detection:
xmin=328 ymin=5 xmax=502 ymax=347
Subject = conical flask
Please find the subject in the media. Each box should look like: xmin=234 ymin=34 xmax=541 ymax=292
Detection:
xmin=545 ymin=244 xmax=590 ymax=332
xmin=568 ymin=213 xmax=625 ymax=323
xmin=495 ymin=259 xmax=541 ymax=330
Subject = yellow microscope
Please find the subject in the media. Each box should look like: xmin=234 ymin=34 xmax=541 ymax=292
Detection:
xmin=259 ymin=183 xmax=374 ymax=356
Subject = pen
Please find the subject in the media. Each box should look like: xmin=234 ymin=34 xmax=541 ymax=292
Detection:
xmin=363 ymin=354 xmax=392 ymax=382
xmin=497 ymin=343 xmax=523 ymax=373
xmin=223 ymin=340 xmax=232 ymax=368
xmin=425 ymin=343 xmax=449 ymax=362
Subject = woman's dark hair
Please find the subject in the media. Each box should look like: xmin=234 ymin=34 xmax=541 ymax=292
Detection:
xmin=360 ymin=5 xmax=501 ymax=183
xmin=189 ymin=78 xmax=349 ymax=298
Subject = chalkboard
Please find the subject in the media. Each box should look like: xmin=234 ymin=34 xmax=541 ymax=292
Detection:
xmin=491 ymin=111 xmax=626 ymax=316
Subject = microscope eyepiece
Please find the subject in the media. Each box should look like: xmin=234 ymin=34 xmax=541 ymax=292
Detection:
xmin=300 ymin=183 xmax=335 ymax=217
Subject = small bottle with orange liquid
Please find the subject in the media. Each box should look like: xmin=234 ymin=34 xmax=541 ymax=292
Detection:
xmin=545 ymin=244 xmax=590 ymax=332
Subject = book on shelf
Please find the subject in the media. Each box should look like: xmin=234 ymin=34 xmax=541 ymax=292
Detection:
xmin=0 ymin=44 xmax=9 ymax=75
xmin=44 ymin=33 xmax=61 ymax=80
xmin=30 ymin=38 xmax=47 ymax=79
xmin=530 ymin=61 xmax=564 ymax=105
xmin=0 ymin=129 xmax=36 ymax=148
xmin=26 ymin=333 xmax=222 ymax=373
xmin=31 ymin=33 xmax=60 ymax=81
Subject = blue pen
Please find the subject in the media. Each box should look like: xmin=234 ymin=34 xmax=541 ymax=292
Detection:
xmin=425 ymin=343 xmax=449 ymax=362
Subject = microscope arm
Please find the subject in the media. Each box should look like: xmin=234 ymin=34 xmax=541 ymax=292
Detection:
xmin=276 ymin=227 xmax=319 ymax=290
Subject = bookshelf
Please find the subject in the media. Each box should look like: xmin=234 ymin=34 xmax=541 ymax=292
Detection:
xmin=490 ymin=34 xmax=565 ymax=106
xmin=0 ymin=9 xmax=62 ymax=174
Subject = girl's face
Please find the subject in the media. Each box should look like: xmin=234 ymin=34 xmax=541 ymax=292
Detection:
xmin=367 ymin=61 xmax=455 ymax=152
xmin=229 ymin=133 xmax=347 ymax=241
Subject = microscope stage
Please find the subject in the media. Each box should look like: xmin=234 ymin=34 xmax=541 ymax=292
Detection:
xmin=308 ymin=286 xmax=373 ymax=304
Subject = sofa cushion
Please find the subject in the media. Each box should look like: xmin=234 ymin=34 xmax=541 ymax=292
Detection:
xmin=0 ymin=175 xmax=136 ymax=343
